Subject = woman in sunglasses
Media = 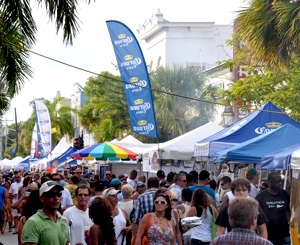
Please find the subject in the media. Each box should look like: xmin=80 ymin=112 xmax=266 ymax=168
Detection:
xmin=134 ymin=193 xmax=175 ymax=245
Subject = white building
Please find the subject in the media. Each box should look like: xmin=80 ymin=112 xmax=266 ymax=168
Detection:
xmin=137 ymin=10 xmax=233 ymax=72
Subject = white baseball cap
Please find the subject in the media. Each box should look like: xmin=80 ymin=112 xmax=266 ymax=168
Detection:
xmin=40 ymin=180 xmax=64 ymax=196
xmin=102 ymin=187 xmax=119 ymax=198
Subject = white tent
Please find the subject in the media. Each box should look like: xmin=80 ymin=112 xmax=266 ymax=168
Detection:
xmin=0 ymin=158 xmax=12 ymax=170
xmin=144 ymin=122 xmax=223 ymax=161
xmin=1 ymin=156 xmax=23 ymax=170
xmin=30 ymin=137 xmax=71 ymax=170
xmin=291 ymin=149 xmax=300 ymax=170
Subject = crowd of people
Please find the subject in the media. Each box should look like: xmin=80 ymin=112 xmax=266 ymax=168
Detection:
xmin=0 ymin=167 xmax=291 ymax=245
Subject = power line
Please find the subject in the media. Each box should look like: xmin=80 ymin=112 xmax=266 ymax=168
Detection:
xmin=3 ymin=39 xmax=288 ymax=115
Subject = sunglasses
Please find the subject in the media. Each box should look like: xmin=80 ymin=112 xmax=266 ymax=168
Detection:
xmin=77 ymin=194 xmax=89 ymax=197
xmin=76 ymin=172 xmax=82 ymax=174
xmin=220 ymin=183 xmax=226 ymax=186
xmin=171 ymin=199 xmax=178 ymax=202
xmin=272 ymin=179 xmax=283 ymax=183
xmin=52 ymin=178 xmax=60 ymax=181
xmin=154 ymin=200 xmax=167 ymax=205
xmin=106 ymin=173 xmax=111 ymax=175
xmin=43 ymin=192 xmax=62 ymax=198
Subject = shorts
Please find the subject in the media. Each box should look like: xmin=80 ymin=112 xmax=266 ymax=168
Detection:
xmin=12 ymin=209 xmax=18 ymax=217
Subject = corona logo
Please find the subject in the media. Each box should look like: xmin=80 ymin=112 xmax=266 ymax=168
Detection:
xmin=124 ymin=55 xmax=133 ymax=60
xmin=265 ymin=122 xmax=282 ymax=128
xmin=118 ymin=34 xmax=126 ymax=39
xmin=138 ymin=120 xmax=147 ymax=126
xmin=134 ymin=99 xmax=143 ymax=105
xmin=130 ymin=77 xmax=139 ymax=82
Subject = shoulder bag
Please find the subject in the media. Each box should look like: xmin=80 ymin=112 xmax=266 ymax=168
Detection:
xmin=131 ymin=213 xmax=152 ymax=245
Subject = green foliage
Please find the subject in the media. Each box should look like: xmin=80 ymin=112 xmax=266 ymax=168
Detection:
xmin=80 ymin=72 xmax=130 ymax=142
xmin=151 ymin=65 xmax=217 ymax=141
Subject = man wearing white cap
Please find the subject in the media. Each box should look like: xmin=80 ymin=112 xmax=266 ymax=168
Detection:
xmin=21 ymin=181 xmax=70 ymax=245
xmin=103 ymin=187 xmax=132 ymax=245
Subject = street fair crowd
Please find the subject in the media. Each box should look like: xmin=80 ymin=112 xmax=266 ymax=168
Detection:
xmin=0 ymin=167 xmax=290 ymax=245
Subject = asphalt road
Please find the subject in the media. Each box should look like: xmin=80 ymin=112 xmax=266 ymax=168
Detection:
xmin=0 ymin=224 xmax=18 ymax=245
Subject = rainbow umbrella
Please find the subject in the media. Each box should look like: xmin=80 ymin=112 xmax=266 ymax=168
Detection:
xmin=70 ymin=142 xmax=137 ymax=160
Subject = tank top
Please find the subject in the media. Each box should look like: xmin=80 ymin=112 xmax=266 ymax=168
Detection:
xmin=191 ymin=206 xmax=213 ymax=242
xmin=147 ymin=215 xmax=175 ymax=245
xmin=113 ymin=208 xmax=126 ymax=245
xmin=182 ymin=202 xmax=191 ymax=217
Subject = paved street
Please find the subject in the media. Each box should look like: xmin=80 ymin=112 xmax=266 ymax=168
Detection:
xmin=0 ymin=225 xmax=18 ymax=245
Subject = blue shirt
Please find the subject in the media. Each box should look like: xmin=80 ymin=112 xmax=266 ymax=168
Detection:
xmin=188 ymin=185 xmax=216 ymax=201
xmin=133 ymin=188 xmax=157 ymax=224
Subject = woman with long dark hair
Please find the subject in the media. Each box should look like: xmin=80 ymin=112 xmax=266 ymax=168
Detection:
xmin=134 ymin=193 xmax=175 ymax=245
xmin=89 ymin=197 xmax=117 ymax=245
xmin=186 ymin=188 xmax=218 ymax=245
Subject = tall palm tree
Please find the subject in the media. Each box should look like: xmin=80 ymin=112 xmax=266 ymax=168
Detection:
xmin=236 ymin=0 xmax=300 ymax=70
xmin=0 ymin=0 xmax=92 ymax=116
xmin=151 ymin=65 xmax=217 ymax=141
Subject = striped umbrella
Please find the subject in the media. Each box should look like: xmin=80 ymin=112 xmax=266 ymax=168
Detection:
xmin=70 ymin=142 xmax=138 ymax=160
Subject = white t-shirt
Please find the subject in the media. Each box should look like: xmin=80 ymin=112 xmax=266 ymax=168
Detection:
xmin=127 ymin=178 xmax=137 ymax=191
xmin=63 ymin=206 xmax=93 ymax=245
xmin=61 ymin=188 xmax=73 ymax=209
xmin=9 ymin=181 xmax=22 ymax=203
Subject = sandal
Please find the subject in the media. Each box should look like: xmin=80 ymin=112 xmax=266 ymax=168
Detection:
xmin=13 ymin=231 xmax=18 ymax=234
xmin=8 ymin=229 xmax=12 ymax=232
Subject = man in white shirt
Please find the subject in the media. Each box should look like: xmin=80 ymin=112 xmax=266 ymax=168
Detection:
xmin=63 ymin=184 xmax=93 ymax=245
xmin=127 ymin=170 xmax=137 ymax=191
xmin=51 ymin=173 xmax=73 ymax=212
xmin=246 ymin=168 xmax=259 ymax=198
xmin=9 ymin=172 xmax=22 ymax=234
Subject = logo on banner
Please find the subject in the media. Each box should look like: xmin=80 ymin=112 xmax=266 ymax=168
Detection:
xmin=255 ymin=122 xmax=282 ymax=135
xmin=120 ymin=55 xmax=142 ymax=70
xmin=114 ymin=34 xmax=133 ymax=47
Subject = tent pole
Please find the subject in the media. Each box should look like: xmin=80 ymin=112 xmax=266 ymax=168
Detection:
xmin=258 ymin=169 xmax=262 ymax=192
xmin=283 ymin=168 xmax=288 ymax=190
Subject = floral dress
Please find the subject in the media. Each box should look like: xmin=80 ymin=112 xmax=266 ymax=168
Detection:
xmin=147 ymin=216 xmax=175 ymax=245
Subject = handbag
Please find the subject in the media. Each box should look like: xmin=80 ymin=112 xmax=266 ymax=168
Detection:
xmin=131 ymin=213 xmax=152 ymax=245
xmin=210 ymin=204 xmax=218 ymax=239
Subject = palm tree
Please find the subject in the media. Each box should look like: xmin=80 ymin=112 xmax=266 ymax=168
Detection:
xmin=151 ymin=65 xmax=217 ymax=141
xmin=10 ymin=97 xmax=76 ymax=156
xmin=236 ymin=0 xmax=300 ymax=70
xmin=0 ymin=0 xmax=92 ymax=117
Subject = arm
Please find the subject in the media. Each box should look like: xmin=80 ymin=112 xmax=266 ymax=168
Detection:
xmin=22 ymin=243 xmax=38 ymax=245
xmin=132 ymin=198 xmax=142 ymax=235
xmin=170 ymin=219 xmax=176 ymax=245
xmin=135 ymin=214 xmax=150 ymax=245
xmin=217 ymin=226 xmax=226 ymax=236
xmin=219 ymin=194 xmax=228 ymax=211
xmin=172 ymin=209 xmax=182 ymax=245
xmin=18 ymin=216 xmax=26 ymax=245
xmin=257 ymin=223 xmax=268 ymax=239
xmin=12 ymin=196 xmax=26 ymax=209
xmin=121 ymin=209 xmax=132 ymax=234
xmin=89 ymin=225 xmax=100 ymax=245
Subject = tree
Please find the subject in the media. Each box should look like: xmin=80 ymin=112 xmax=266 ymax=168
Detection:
xmin=0 ymin=0 xmax=92 ymax=117
xmin=80 ymin=72 xmax=131 ymax=142
xmin=151 ymin=65 xmax=217 ymax=141
xmin=217 ymin=36 xmax=300 ymax=122
xmin=236 ymin=0 xmax=300 ymax=70
xmin=5 ymin=97 xmax=76 ymax=157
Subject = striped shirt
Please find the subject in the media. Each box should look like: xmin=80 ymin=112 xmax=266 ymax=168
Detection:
xmin=210 ymin=228 xmax=273 ymax=245
xmin=133 ymin=188 xmax=157 ymax=224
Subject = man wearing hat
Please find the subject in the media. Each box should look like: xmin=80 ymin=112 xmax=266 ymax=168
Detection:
xmin=21 ymin=181 xmax=70 ymax=245
xmin=246 ymin=168 xmax=259 ymax=198
xmin=156 ymin=170 xmax=166 ymax=183
xmin=108 ymin=178 xmax=122 ymax=201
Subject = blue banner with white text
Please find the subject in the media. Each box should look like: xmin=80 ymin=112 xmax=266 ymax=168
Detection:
xmin=106 ymin=20 xmax=158 ymax=138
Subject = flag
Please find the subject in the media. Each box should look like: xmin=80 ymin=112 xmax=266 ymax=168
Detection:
xmin=32 ymin=100 xmax=52 ymax=158
xmin=106 ymin=20 xmax=158 ymax=138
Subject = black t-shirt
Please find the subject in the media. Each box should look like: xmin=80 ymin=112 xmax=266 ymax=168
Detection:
xmin=215 ymin=201 xmax=268 ymax=232
xmin=255 ymin=189 xmax=290 ymax=239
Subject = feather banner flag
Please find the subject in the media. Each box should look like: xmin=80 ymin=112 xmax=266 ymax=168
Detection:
xmin=106 ymin=20 xmax=158 ymax=138
xmin=31 ymin=100 xmax=52 ymax=158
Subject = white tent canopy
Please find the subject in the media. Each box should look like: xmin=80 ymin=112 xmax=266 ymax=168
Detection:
xmin=144 ymin=122 xmax=224 ymax=161
xmin=30 ymin=137 xmax=70 ymax=169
